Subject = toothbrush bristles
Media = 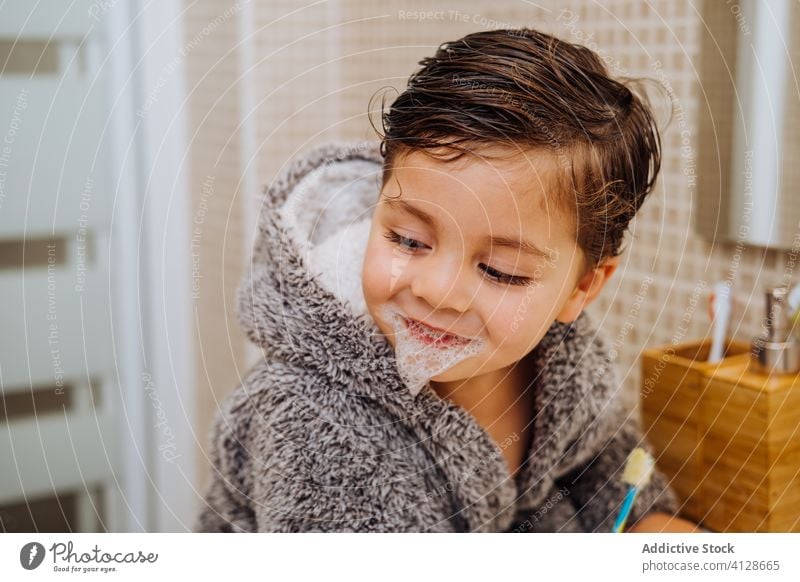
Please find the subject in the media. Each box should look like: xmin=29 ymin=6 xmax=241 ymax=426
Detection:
xmin=622 ymin=448 xmax=654 ymax=488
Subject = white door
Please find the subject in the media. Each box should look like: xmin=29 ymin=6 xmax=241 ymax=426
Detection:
xmin=0 ymin=0 xmax=194 ymax=532
xmin=0 ymin=0 xmax=124 ymax=532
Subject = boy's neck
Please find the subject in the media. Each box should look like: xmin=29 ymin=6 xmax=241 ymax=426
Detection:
xmin=430 ymin=352 xmax=536 ymax=425
xmin=431 ymin=353 xmax=537 ymax=479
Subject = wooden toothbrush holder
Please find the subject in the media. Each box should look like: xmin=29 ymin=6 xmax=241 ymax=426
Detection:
xmin=638 ymin=337 xmax=800 ymax=531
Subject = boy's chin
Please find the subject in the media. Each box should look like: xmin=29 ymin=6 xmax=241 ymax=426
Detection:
xmin=429 ymin=364 xmax=472 ymax=383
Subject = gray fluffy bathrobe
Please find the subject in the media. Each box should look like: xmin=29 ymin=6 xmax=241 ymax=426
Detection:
xmin=193 ymin=140 xmax=679 ymax=533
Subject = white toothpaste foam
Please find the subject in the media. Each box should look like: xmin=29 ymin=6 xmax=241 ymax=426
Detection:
xmin=380 ymin=305 xmax=486 ymax=397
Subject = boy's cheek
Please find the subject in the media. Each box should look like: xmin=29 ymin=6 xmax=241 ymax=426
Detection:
xmin=503 ymin=284 xmax=557 ymax=335
xmin=362 ymin=248 xmax=397 ymax=301
xmin=364 ymin=242 xmax=414 ymax=297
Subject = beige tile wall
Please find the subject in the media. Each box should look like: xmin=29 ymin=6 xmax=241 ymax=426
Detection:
xmin=183 ymin=0 xmax=250 ymax=492
xmin=185 ymin=0 xmax=797 ymax=485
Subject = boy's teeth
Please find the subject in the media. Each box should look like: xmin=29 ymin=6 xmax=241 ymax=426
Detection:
xmin=416 ymin=321 xmax=456 ymax=340
xmin=417 ymin=321 xmax=442 ymax=336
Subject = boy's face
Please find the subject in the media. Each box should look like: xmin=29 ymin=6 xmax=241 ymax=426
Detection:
xmin=361 ymin=145 xmax=613 ymax=383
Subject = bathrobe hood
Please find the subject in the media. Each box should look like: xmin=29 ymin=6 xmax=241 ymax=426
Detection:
xmin=232 ymin=140 xmax=679 ymax=532
xmin=237 ymin=140 xmax=396 ymax=385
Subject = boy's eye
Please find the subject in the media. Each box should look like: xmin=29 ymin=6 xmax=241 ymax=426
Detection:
xmin=478 ymin=263 xmax=531 ymax=287
xmin=383 ymin=230 xmax=427 ymax=251
xmin=383 ymin=229 xmax=532 ymax=287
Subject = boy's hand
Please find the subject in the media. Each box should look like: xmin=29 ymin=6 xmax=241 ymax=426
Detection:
xmin=626 ymin=512 xmax=706 ymax=533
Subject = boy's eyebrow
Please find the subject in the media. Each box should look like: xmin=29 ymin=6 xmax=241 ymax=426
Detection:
xmin=383 ymin=198 xmax=550 ymax=258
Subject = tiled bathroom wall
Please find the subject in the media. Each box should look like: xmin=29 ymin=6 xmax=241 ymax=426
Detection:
xmin=183 ymin=0 xmax=250 ymax=491
xmin=185 ymin=0 xmax=798 ymax=485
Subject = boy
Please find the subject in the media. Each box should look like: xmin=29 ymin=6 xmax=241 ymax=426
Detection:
xmin=195 ymin=28 xmax=699 ymax=533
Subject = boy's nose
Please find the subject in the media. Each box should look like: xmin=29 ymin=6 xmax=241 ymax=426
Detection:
xmin=409 ymin=257 xmax=472 ymax=314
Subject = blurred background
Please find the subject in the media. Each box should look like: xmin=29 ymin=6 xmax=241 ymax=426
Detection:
xmin=1 ymin=0 xmax=798 ymax=532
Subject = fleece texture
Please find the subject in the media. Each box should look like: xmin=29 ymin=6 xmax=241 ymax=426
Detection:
xmin=193 ymin=140 xmax=680 ymax=533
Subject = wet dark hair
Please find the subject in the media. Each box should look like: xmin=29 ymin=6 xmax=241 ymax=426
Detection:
xmin=369 ymin=27 xmax=667 ymax=280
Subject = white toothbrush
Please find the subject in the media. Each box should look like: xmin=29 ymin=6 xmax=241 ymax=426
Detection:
xmin=708 ymin=281 xmax=732 ymax=363
xmin=788 ymin=282 xmax=800 ymax=336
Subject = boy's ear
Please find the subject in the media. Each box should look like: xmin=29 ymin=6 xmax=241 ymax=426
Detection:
xmin=555 ymin=255 xmax=620 ymax=323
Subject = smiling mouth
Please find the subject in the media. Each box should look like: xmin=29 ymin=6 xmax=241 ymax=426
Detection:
xmin=402 ymin=317 xmax=472 ymax=348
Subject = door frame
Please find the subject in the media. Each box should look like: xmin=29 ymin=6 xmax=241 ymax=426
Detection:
xmin=106 ymin=0 xmax=195 ymax=532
